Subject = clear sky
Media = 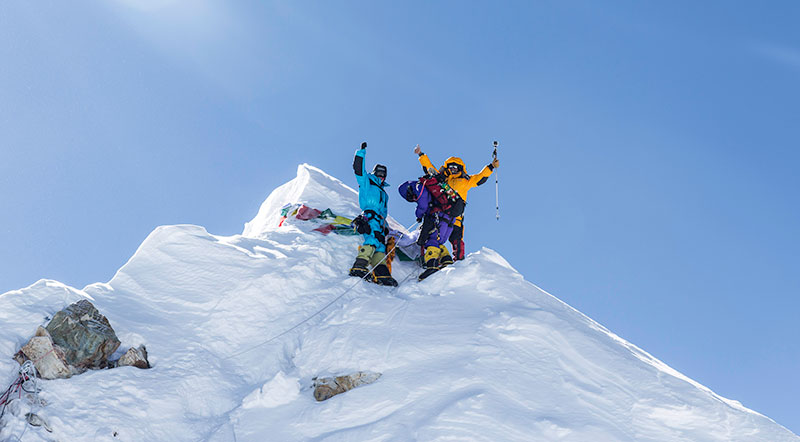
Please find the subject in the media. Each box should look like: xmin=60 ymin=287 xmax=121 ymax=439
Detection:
xmin=2 ymin=0 xmax=799 ymax=434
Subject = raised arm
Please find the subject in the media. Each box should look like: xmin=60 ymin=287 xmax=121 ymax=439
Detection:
xmin=468 ymin=157 xmax=499 ymax=188
xmin=414 ymin=144 xmax=437 ymax=175
xmin=353 ymin=142 xmax=368 ymax=186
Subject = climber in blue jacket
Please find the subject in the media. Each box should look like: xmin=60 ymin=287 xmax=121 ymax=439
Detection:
xmin=349 ymin=142 xmax=398 ymax=287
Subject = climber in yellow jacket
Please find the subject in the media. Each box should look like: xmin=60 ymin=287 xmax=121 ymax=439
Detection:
xmin=413 ymin=144 xmax=499 ymax=262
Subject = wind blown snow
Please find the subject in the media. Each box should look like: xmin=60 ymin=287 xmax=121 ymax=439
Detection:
xmin=0 ymin=164 xmax=797 ymax=441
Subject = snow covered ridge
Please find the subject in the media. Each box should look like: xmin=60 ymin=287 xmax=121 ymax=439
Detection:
xmin=243 ymin=164 xmax=362 ymax=238
xmin=1 ymin=164 xmax=798 ymax=441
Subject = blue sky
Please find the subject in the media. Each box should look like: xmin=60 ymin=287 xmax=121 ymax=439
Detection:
xmin=2 ymin=0 xmax=799 ymax=434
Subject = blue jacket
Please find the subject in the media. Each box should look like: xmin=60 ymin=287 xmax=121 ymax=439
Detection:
xmin=353 ymin=147 xmax=388 ymax=219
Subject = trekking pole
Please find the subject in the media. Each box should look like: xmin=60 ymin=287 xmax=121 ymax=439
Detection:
xmin=493 ymin=140 xmax=499 ymax=220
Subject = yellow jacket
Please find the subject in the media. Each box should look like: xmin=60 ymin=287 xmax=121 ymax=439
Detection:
xmin=418 ymin=154 xmax=494 ymax=201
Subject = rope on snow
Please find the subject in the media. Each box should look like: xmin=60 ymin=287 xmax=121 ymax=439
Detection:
xmin=221 ymin=220 xmax=421 ymax=361
xmin=1 ymin=360 xmax=42 ymax=440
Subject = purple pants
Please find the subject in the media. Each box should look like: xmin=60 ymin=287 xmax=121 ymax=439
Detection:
xmin=423 ymin=213 xmax=455 ymax=248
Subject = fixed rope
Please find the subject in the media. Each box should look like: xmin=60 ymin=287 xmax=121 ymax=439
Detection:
xmin=221 ymin=220 xmax=420 ymax=361
xmin=1 ymin=360 xmax=41 ymax=441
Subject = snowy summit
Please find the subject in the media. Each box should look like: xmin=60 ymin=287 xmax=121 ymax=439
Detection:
xmin=0 ymin=164 xmax=797 ymax=441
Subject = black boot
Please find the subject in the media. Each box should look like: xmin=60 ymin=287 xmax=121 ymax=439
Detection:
xmin=372 ymin=264 xmax=398 ymax=287
xmin=439 ymin=252 xmax=454 ymax=268
xmin=349 ymin=258 xmax=369 ymax=278
xmin=418 ymin=267 xmax=439 ymax=281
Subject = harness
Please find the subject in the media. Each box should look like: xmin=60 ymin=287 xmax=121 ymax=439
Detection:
xmin=353 ymin=210 xmax=387 ymax=243
xmin=363 ymin=210 xmax=384 ymax=223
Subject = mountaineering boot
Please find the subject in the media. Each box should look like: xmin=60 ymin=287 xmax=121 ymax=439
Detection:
xmin=350 ymin=245 xmax=375 ymax=278
xmin=418 ymin=267 xmax=439 ymax=281
xmin=372 ymin=264 xmax=398 ymax=287
xmin=349 ymin=258 xmax=369 ymax=278
xmin=423 ymin=246 xmax=441 ymax=269
xmin=366 ymin=251 xmax=390 ymax=285
xmin=438 ymin=246 xmax=454 ymax=268
xmin=418 ymin=246 xmax=441 ymax=281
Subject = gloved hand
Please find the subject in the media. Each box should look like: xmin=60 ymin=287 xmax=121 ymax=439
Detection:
xmin=491 ymin=158 xmax=499 ymax=168
xmin=413 ymin=144 xmax=421 ymax=155
xmin=361 ymin=142 xmax=367 ymax=149
xmin=416 ymin=217 xmax=422 ymax=223
xmin=352 ymin=215 xmax=371 ymax=234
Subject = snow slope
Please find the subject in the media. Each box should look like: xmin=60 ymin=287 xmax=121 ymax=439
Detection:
xmin=1 ymin=164 xmax=797 ymax=441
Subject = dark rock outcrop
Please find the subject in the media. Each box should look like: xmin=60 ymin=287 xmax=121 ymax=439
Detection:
xmin=313 ymin=371 xmax=381 ymax=401
xmin=117 ymin=345 xmax=150 ymax=369
xmin=14 ymin=301 xmax=150 ymax=380
xmin=14 ymin=326 xmax=72 ymax=380
xmin=45 ymin=300 xmax=120 ymax=369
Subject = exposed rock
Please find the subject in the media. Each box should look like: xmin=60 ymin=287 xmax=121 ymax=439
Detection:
xmin=14 ymin=326 xmax=71 ymax=380
xmin=45 ymin=300 xmax=120 ymax=369
xmin=25 ymin=413 xmax=53 ymax=433
xmin=117 ymin=345 xmax=150 ymax=369
xmin=313 ymin=371 xmax=381 ymax=401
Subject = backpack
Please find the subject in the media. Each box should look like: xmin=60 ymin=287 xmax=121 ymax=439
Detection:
xmin=420 ymin=175 xmax=465 ymax=218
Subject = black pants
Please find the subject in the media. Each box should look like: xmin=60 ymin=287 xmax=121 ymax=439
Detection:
xmin=449 ymin=224 xmax=465 ymax=260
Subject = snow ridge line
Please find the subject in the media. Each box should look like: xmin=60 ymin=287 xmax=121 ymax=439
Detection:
xmin=219 ymin=221 xmax=420 ymax=361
